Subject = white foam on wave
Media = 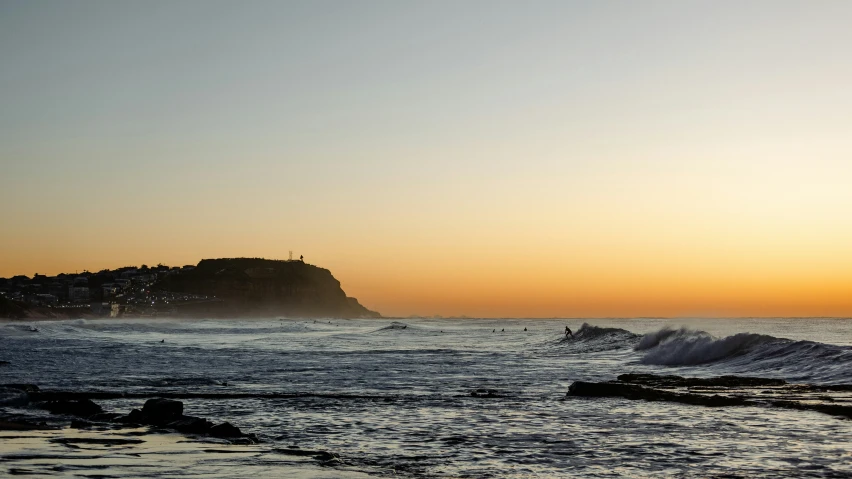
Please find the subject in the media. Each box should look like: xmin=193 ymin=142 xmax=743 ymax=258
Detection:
xmin=636 ymin=327 xmax=780 ymax=365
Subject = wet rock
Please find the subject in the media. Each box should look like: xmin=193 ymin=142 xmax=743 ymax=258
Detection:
xmin=470 ymin=388 xmax=501 ymax=398
xmin=209 ymin=422 xmax=242 ymax=438
xmin=39 ymin=399 xmax=103 ymax=418
xmin=70 ymin=419 xmax=93 ymax=429
xmin=616 ymin=373 xmax=786 ymax=388
xmin=116 ymin=408 xmax=145 ymax=424
xmin=313 ymin=451 xmax=340 ymax=462
xmin=0 ymin=420 xmax=55 ymax=431
xmin=0 ymin=387 xmax=30 ymax=407
xmin=89 ymin=412 xmax=124 ymax=422
xmin=771 ymin=400 xmax=852 ymax=420
xmin=568 ymin=381 xmax=752 ymax=407
xmin=166 ymin=416 xmax=213 ymax=434
xmin=0 ymin=384 xmax=39 ymax=393
xmin=274 ymin=448 xmax=338 ymax=461
xmin=141 ymin=398 xmax=183 ymax=424
xmin=229 ymin=436 xmax=259 ymax=445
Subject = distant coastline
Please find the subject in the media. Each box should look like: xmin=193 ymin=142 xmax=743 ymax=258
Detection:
xmin=0 ymin=258 xmax=380 ymax=320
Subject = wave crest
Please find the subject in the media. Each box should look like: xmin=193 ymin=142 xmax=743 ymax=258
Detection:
xmin=374 ymin=322 xmax=410 ymax=332
xmin=637 ymin=328 xmax=781 ymax=365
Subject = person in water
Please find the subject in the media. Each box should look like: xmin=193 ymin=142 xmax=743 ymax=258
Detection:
xmin=565 ymin=326 xmax=573 ymax=338
xmin=524 ymin=327 xmax=527 ymax=332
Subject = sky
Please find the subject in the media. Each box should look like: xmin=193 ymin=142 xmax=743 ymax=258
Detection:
xmin=1 ymin=1 xmax=851 ymax=318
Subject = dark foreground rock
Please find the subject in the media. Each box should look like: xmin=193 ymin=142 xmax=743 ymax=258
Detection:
xmin=616 ymin=373 xmax=786 ymax=388
xmin=38 ymin=399 xmax=104 ymax=417
xmin=1 ymin=384 xmax=40 ymax=393
xmin=273 ymin=448 xmax=340 ymax=462
xmin=568 ymin=381 xmax=751 ymax=407
xmin=105 ymin=399 xmax=258 ymax=442
xmin=0 ymin=419 xmax=56 ymax=431
xmin=0 ymin=388 xmax=30 ymax=407
xmin=167 ymin=416 xmax=214 ymax=434
xmin=141 ymin=398 xmax=184 ymax=424
xmin=210 ymin=422 xmax=243 ymax=438
xmin=0 ymin=390 xmax=259 ymax=444
xmin=568 ymin=374 xmax=852 ymax=420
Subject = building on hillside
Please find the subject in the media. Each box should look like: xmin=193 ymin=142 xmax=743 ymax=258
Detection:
xmin=69 ymin=277 xmax=90 ymax=303
xmin=34 ymin=294 xmax=58 ymax=306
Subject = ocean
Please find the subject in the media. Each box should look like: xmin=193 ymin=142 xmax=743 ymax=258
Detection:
xmin=2 ymin=317 xmax=852 ymax=478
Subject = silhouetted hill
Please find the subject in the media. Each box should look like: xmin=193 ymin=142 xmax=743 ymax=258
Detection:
xmin=155 ymin=258 xmax=380 ymax=318
xmin=0 ymin=297 xmax=28 ymax=319
xmin=0 ymin=297 xmax=85 ymax=320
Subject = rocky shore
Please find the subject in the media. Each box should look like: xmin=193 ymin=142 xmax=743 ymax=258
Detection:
xmin=0 ymin=383 xmax=359 ymax=476
xmin=0 ymin=384 xmax=262 ymax=443
xmin=568 ymin=373 xmax=852 ymax=420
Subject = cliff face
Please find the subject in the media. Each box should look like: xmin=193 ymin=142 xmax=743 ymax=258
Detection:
xmin=155 ymin=258 xmax=380 ymax=319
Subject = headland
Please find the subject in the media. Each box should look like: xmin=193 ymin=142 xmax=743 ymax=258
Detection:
xmin=0 ymin=258 xmax=380 ymax=320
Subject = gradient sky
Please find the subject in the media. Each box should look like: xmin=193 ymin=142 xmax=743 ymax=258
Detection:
xmin=2 ymin=1 xmax=852 ymax=317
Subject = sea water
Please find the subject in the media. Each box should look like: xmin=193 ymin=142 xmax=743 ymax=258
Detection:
xmin=1 ymin=317 xmax=851 ymax=477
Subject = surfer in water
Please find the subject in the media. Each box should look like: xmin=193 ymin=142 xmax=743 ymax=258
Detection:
xmin=565 ymin=326 xmax=573 ymax=338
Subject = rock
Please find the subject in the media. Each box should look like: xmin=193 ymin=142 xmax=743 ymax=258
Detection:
xmin=116 ymin=408 xmax=145 ymax=424
xmin=0 ymin=420 xmax=55 ymax=431
xmin=89 ymin=412 xmax=124 ymax=422
xmin=141 ymin=398 xmax=183 ymax=424
xmin=616 ymin=373 xmax=786 ymax=388
xmin=568 ymin=381 xmax=648 ymax=399
xmin=567 ymin=381 xmax=751 ymax=407
xmin=274 ymin=448 xmax=338 ymax=461
xmin=166 ymin=416 xmax=213 ymax=434
xmin=209 ymin=422 xmax=242 ymax=438
xmin=0 ymin=387 xmax=29 ymax=407
xmin=313 ymin=451 xmax=340 ymax=462
xmin=70 ymin=419 xmax=93 ymax=429
xmin=771 ymin=400 xmax=852 ymax=420
xmin=0 ymin=384 xmax=39 ymax=393
xmin=39 ymin=399 xmax=103 ymax=418
xmin=229 ymin=436 xmax=258 ymax=445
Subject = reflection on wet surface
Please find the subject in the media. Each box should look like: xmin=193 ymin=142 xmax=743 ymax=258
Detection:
xmin=0 ymin=428 xmax=373 ymax=478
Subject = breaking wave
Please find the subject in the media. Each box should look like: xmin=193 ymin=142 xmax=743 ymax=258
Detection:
xmin=552 ymin=323 xmax=640 ymax=353
xmin=636 ymin=327 xmax=781 ymax=365
xmin=636 ymin=327 xmax=852 ymax=383
xmin=373 ymin=321 xmax=411 ymax=332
